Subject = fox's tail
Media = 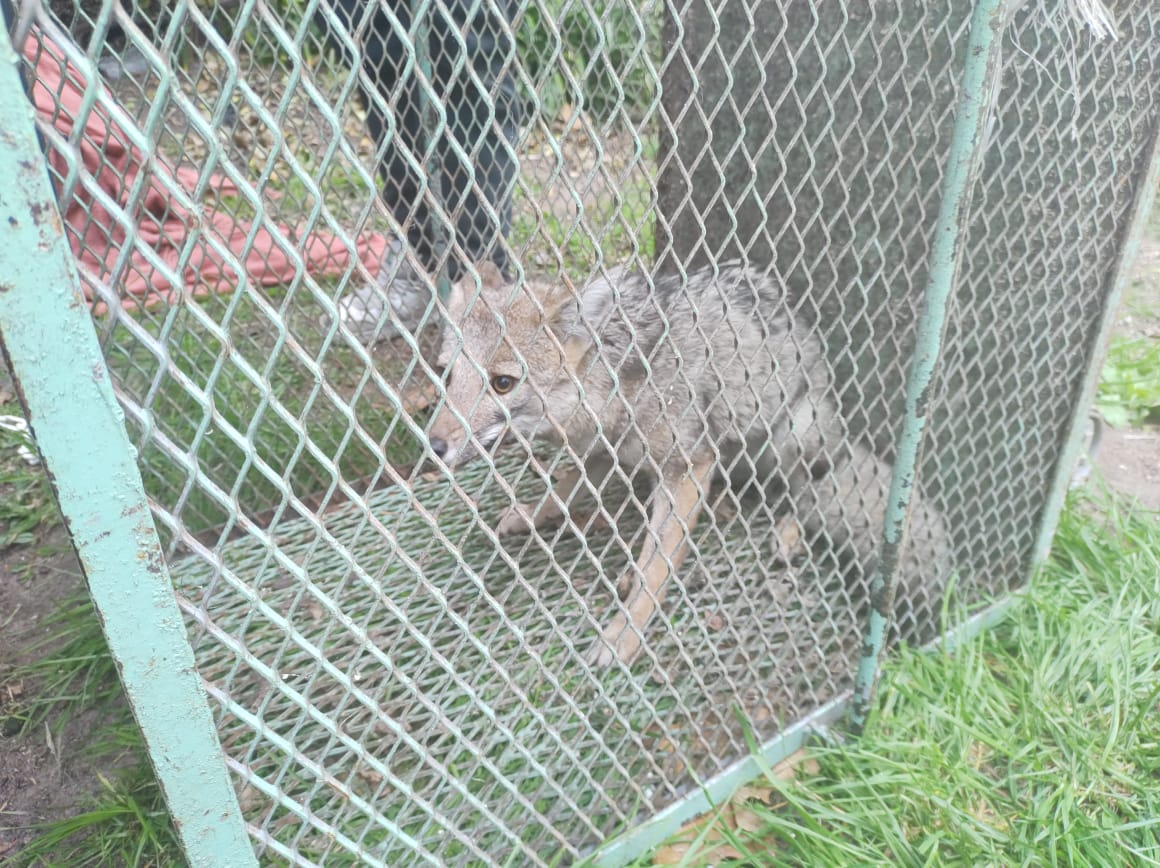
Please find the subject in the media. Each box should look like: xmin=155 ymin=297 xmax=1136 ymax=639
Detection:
xmin=789 ymin=414 xmax=951 ymax=646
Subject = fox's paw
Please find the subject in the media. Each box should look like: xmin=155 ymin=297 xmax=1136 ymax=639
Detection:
xmin=772 ymin=516 xmax=807 ymax=567
xmin=495 ymin=503 xmax=536 ymax=536
xmin=585 ymin=615 xmax=642 ymax=667
xmin=615 ymin=570 xmax=638 ymax=600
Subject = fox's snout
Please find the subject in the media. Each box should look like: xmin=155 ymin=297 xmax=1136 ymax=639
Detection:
xmin=426 ymin=410 xmax=472 ymax=469
xmin=429 ymin=436 xmax=451 ymax=462
xmin=426 ymin=391 xmax=507 ymax=470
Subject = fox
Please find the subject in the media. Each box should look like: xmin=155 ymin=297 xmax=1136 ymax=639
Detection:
xmin=428 ymin=261 xmax=950 ymax=666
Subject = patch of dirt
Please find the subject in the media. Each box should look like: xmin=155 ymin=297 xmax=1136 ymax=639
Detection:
xmin=1113 ymin=228 xmax=1160 ymax=341
xmin=1094 ymin=419 xmax=1160 ymax=511
xmin=0 ymin=528 xmax=108 ymax=857
xmin=1091 ymin=231 xmax=1160 ymax=509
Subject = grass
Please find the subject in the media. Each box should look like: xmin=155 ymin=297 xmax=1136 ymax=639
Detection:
xmin=515 ymin=0 xmax=660 ymax=123
xmin=513 ymin=187 xmax=656 ymax=276
xmin=512 ymin=134 xmax=658 ymax=276
xmin=2 ymin=598 xmax=126 ymax=743
xmin=0 ymin=587 xmax=187 ymax=867
xmin=97 ymin=290 xmax=425 ymax=541
xmin=1097 ymin=335 xmax=1160 ymax=428
xmin=0 ymin=415 xmax=57 ymax=551
xmin=635 ymin=491 xmax=1160 ymax=865
xmin=7 ymin=766 xmax=180 ymax=868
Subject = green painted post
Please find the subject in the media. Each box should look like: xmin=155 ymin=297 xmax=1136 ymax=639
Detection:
xmin=848 ymin=0 xmax=1011 ymax=731
xmin=1031 ymin=121 xmax=1160 ymax=566
xmin=0 ymin=37 xmax=256 ymax=866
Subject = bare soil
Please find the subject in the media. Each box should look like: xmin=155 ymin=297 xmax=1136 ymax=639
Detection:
xmin=1091 ymin=220 xmax=1160 ymax=511
xmin=0 ymin=531 xmax=97 ymax=857
xmin=1094 ymin=426 xmax=1160 ymax=511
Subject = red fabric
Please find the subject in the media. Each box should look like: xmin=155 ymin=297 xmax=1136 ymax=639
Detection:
xmin=25 ymin=34 xmax=389 ymax=312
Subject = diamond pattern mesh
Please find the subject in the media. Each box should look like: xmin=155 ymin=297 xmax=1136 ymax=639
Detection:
xmin=13 ymin=0 xmax=1160 ymax=862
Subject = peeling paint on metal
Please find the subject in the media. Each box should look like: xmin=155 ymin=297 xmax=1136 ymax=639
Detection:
xmin=849 ymin=0 xmax=1010 ymax=733
xmin=0 ymin=34 xmax=256 ymax=867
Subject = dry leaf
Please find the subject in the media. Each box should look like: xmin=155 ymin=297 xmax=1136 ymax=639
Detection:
xmin=653 ymin=839 xmax=743 ymax=865
xmin=731 ymin=803 xmax=766 ymax=834
xmin=356 ymin=767 xmax=384 ymax=787
xmin=704 ymin=609 xmax=727 ymax=631
xmin=734 ymin=784 xmax=776 ymax=804
xmin=771 ymin=748 xmax=810 ymax=781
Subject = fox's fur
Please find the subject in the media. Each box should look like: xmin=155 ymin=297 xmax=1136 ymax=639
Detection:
xmin=429 ymin=262 xmax=950 ymax=666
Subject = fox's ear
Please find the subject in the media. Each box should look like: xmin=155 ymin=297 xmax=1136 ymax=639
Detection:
xmin=448 ymin=262 xmax=508 ymax=315
xmin=548 ymin=274 xmax=615 ymax=343
xmin=544 ymin=274 xmax=616 ymax=367
xmin=446 ymin=275 xmax=471 ymax=317
xmin=477 ymin=261 xmax=507 ymax=290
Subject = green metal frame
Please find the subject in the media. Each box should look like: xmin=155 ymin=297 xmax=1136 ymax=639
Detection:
xmin=589 ymin=694 xmax=847 ymax=865
xmin=5 ymin=0 xmax=1159 ymax=862
xmin=0 ymin=34 xmax=255 ymax=868
xmin=1032 ymin=119 xmax=1160 ymax=565
xmin=590 ymin=584 xmax=1032 ymax=865
xmin=848 ymin=0 xmax=1010 ymax=730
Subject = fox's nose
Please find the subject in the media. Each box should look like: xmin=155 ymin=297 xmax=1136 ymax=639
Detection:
xmin=430 ymin=438 xmax=449 ymax=461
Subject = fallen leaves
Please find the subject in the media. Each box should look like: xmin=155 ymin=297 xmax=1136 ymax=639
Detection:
xmin=651 ymin=749 xmax=821 ymax=864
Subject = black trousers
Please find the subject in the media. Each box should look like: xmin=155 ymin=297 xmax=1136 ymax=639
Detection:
xmin=319 ymin=0 xmax=520 ymax=280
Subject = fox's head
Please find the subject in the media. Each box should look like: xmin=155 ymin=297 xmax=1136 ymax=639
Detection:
xmin=427 ymin=263 xmax=615 ymax=469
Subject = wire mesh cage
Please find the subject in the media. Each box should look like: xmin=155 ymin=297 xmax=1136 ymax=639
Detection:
xmin=3 ymin=0 xmax=1159 ymax=862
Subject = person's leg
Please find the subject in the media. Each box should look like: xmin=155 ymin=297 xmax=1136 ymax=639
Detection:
xmin=432 ymin=0 xmax=520 ymax=279
xmin=317 ymin=0 xmax=437 ymax=339
xmin=318 ymin=0 xmax=520 ymax=339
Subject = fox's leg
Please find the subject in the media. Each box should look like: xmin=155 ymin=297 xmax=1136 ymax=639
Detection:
xmin=495 ymin=465 xmax=583 ymax=536
xmin=587 ymin=458 xmax=712 ymax=666
xmin=495 ymin=453 xmax=617 ymax=535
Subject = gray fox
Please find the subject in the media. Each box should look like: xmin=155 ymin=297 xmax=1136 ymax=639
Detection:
xmin=428 ymin=262 xmax=950 ymax=666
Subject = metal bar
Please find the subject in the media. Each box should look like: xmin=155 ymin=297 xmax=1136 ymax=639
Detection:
xmin=848 ymin=0 xmax=1011 ymax=731
xmin=1031 ymin=115 xmax=1160 ymax=566
xmin=0 ymin=34 xmax=256 ymax=867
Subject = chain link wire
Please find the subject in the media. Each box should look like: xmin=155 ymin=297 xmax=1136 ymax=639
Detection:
xmin=11 ymin=0 xmax=1158 ymax=861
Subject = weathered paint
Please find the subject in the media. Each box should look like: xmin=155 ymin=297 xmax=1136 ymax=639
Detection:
xmin=848 ymin=0 xmax=1011 ymax=731
xmin=1031 ymin=120 xmax=1160 ymax=566
xmin=0 ymin=37 xmax=256 ymax=866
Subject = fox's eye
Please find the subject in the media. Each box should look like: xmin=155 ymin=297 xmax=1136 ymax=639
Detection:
xmin=490 ymin=375 xmax=516 ymax=394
